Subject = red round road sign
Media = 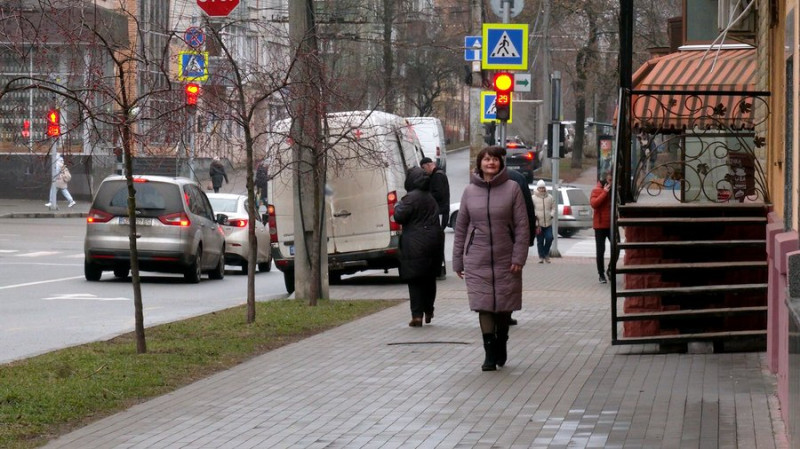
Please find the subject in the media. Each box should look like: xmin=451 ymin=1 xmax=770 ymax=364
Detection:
xmin=196 ymin=0 xmax=240 ymax=17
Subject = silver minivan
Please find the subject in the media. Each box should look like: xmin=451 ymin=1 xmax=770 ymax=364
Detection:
xmin=84 ymin=175 xmax=227 ymax=283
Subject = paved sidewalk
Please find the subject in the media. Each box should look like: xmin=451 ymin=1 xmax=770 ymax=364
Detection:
xmin=43 ymin=257 xmax=788 ymax=448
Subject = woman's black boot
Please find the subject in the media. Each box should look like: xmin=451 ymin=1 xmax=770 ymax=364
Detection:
xmin=495 ymin=330 xmax=509 ymax=367
xmin=482 ymin=333 xmax=497 ymax=371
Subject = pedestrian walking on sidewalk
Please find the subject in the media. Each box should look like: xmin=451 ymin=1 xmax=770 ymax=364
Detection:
xmin=533 ymin=179 xmax=555 ymax=263
xmin=209 ymin=157 xmax=228 ymax=193
xmin=45 ymin=156 xmax=76 ymax=209
xmin=590 ymin=172 xmax=613 ymax=284
xmin=393 ymin=166 xmax=444 ymax=327
xmin=452 ymin=146 xmax=529 ymax=371
xmin=420 ymin=157 xmax=449 ymax=280
xmin=255 ymin=158 xmax=270 ymax=207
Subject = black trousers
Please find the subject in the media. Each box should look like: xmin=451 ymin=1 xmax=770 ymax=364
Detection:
xmin=408 ymin=275 xmax=437 ymax=317
xmin=594 ymin=228 xmax=611 ymax=276
xmin=439 ymin=213 xmax=448 ymax=274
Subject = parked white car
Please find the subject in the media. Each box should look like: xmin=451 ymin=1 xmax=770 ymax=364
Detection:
xmin=207 ymin=193 xmax=272 ymax=274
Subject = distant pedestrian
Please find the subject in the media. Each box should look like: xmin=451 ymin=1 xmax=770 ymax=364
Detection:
xmin=533 ymin=180 xmax=555 ymax=263
xmin=393 ymin=166 xmax=444 ymax=327
xmin=590 ymin=172 xmax=613 ymax=284
xmin=255 ymin=158 xmax=270 ymax=207
xmin=453 ymin=146 xmax=529 ymax=371
xmin=45 ymin=156 xmax=75 ymax=209
xmin=209 ymin=157 xmax=228 ymax=193
xmin=420 ymin=157 xmax=449 ymax=280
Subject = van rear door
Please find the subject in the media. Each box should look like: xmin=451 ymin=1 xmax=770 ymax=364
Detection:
xmin=327 ymin=128 xmax=401 ymax=254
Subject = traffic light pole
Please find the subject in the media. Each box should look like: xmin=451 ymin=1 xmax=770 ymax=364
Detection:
xmin=498 ymin=0 xmax=511 ymax=149
xmin=550 ymin=71 xmax=561 ymax=257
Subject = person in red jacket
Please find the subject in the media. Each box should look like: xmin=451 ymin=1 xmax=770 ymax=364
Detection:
xmin=590 ymin=172 xmax=613 ymax=284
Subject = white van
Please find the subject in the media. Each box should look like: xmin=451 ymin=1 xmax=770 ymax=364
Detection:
xmin=267 ymin=111 xmax=424 ymax=293
xmin=405 ymin=116 xmax=447 ymax=172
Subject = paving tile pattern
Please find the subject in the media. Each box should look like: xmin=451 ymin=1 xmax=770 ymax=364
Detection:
xmin=44 ymin=257 xmax=787 ymax=448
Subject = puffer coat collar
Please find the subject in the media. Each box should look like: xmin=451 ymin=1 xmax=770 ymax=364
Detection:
xmin=470 ymin=167 xmax=510 ymax=188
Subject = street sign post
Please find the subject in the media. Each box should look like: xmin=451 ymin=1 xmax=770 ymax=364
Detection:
xmin=489 ymin=0 xmax=524 ymax=18
xmin=184 ymin=27 xmax=205 ymax=49
xmin=196 ymin=0 xmax=240 ymax=17
xmin=464 ymin=36 xmax=482 ymax=61
xmin=482 ymin=23 xmax=528 ymax=70
xmin=480 ymin=91 xmax=513 ymax=123
xmin=514 ymin=73 xmax=531 ymax=92
xmin=178 ymin=51 xmax=209 ymax=82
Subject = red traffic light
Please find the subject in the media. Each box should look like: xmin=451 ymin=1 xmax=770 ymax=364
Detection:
xmin=185 ymin=83 xmax=200 ymax=106
xmin=493 ymin=72 xmax=513 ymax=121
xmin=493 ymin=72 xmax=514 ymax=94
xmin=21 ymin=119 xmax=30 ymax=138
xmin=46 ymin=109 xmax=60 ymax=137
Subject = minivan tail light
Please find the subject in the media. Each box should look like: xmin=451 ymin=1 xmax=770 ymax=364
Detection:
xmin=435 ymin=145 xmax=441 ymax=158
xmin=387 ymin=191 xmax=400 ymax=232
xmin=229 ymin=218 xmax=248 ymax=228
xmin=563 ymin=205 xmax=572 ymax=216
xmin=159 ymin=212 xmax=191 ymax=227
xmin=525 ymin=151 xmax=535 ymax=160
xmin=87 ymin=208 xmax=114 ymax=223
xmin=267 ymin=204 xmax=278 ymax=244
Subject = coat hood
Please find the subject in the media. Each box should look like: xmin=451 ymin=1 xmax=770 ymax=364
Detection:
xmin=405 ymin=166 xmax=430 ymax=192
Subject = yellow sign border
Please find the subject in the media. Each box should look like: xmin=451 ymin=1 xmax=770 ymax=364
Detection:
xmin=480 ymin=91 xmax=513 ymax=124
xmin=177 ymin=51 xmax=209 ymax=82
xmin=481 ymin=23 xmax=529 ymax=70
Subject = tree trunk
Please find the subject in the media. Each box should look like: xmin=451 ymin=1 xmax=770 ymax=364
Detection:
xmin=289 ymin=0 xmax=327 ymax=305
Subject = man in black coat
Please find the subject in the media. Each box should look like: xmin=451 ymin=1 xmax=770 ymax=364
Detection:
xmin=500 ymin=148 xmax=537 ymax=326
xmin=420 ymin=157 xmax=450 ymax=280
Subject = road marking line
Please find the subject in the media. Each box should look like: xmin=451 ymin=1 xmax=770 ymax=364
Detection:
xmin=65 ymin=253 xmax=84 ymax=259
xmin=0 ymin=276 xmax=84 ymax=290
xmin=16 ymin=251 xmax=60 ymax=258
xmin=0 ymin=250 xmax=19 ymax=253
xmin=43 ymin=293 xmax=129 ymax=301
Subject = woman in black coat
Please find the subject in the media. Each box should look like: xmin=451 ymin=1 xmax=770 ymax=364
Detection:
xmin=393 ymin=166 xmax=444 ymax=327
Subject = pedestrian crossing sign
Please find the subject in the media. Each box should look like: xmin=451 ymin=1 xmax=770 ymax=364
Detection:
xmin=178 ymin=51 xmax=209 ymax=82
xmin=482 ymin=23 xmax=528 ymax=70
xmin=480 ymin=91 xmax=513 ymax=123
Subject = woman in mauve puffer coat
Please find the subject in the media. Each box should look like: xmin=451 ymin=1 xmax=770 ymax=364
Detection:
xmin=453 ymin=146 xmax=529 ymax=371
xmin=394 ymin=166 xmax=444 ymax=327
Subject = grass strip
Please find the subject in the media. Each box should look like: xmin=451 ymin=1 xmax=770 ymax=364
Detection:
xmin=0 ymin=298 xmax=401 ymax=449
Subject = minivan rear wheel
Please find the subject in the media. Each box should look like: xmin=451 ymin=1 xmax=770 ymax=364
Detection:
xmin=85 ymin=261 xmax=102 ymax=281
xmin=184 ymin=247 xmax=202 ymax=284
xmin=283 ymin=270 xmax=295 ymax=294
xmin=113 ymin=267 xmax=129 ymax=278
xmin=208 ymin=249 xmax=225 ymax=280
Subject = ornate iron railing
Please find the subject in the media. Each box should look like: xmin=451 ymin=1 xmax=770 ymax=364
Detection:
xmin=619 ymin=89 xmax=771 ymax=204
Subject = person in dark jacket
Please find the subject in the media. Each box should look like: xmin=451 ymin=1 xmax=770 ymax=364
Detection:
xmin=420 ymin=157 xmax=450 ymax=280
xmin=453 ymin=146 xmax=529 ymax=371
xmin=499 ymin=148 xmax=536 ymax=327
xmin=209 ymin=157 xmax=228 ymax=193
xmin=255 ymin=159 xmax=270 ymax=207
xmin=590 ymin=172 xmax=613 ymax=284
xmin=393 ymin=166 xmax=445 ymax=327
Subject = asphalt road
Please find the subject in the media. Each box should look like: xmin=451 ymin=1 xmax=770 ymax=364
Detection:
xmin=0 ymin=217 xmax=288 ymax=364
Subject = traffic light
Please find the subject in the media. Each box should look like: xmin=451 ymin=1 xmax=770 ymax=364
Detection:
xmin=492 ymin=72 xmax=513 ymax=121
xmin=547 ymin=123 xmax=567 ymax=158
xmin=21 ymin=120 xmax=30 ymax=138
xmin=46 ymin=109 xmax=60 ymax=137
xmin=185 ymin=83 xmax=200 ymax=107
xmin=483 ymin=123 xmax=496 ymax=145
